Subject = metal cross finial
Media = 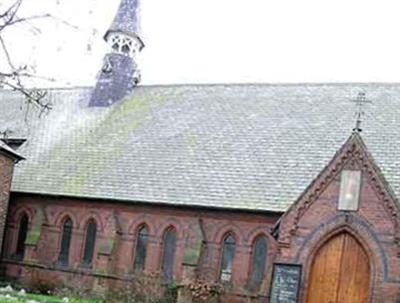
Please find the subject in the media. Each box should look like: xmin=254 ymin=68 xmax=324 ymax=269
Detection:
xmin=350 ymin=92 xmax=372 ymax=133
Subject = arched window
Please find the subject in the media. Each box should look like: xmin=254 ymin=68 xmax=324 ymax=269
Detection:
xmin=249 ymin=235 xmax=268 ymax=287
xmin=134 ymin=225 xmax=148 ymax=272
xmin=161 ymin=227 xmax=177 ymax=281
xmin=15 ymin=213 xmax=28 ymax=261
xmin=220 ymin=234 xmax=236 ymax=282
xmin=82 ymin=219 xmax=97 ymax=266
xmin=58 ymin=217 xmax=73 ymax=266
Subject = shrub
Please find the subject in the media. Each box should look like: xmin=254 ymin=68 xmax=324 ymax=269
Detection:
xmin=186 ymin=280 xmax=223 ymax=303
xmin=105 ymin=273 xmax=177 ymax=303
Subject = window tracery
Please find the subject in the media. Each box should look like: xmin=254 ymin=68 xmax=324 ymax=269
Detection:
xmin=108 ymin=33 xmax=141 ymax=58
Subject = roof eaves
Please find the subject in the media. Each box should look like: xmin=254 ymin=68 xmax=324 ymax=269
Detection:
xmin=10 ymin=190 xmax=284 ymax=215
xmin=0 ymin=141 xmax=25 ymax=162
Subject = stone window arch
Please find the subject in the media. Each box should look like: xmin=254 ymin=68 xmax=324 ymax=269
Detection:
xmin=219 ymin=233 xmax=236 ymax=282
xmin=58 ymin=217 xmax=73 ymax=266
xmin=161 ymin=226 xmax=177 ymax=281
xmin=15 ymin=213 xmax=29 ymax=261
xmin=134 ymin=224 xmax=149 ymax=272
xmin=248 ymin=235 xmax=268 ymax=287
xmin=82 ymin=219 xmax=97 ymax=267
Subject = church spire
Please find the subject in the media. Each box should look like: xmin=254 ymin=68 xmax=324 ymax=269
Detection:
xmin=89 ymin=0 xmax=144 ymax=107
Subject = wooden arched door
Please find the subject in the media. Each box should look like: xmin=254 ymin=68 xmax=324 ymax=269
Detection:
xmin=306 ymin=232 xmax=370 ymax=303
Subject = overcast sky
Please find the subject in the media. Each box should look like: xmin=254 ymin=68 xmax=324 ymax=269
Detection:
xmin=2 ymin=0 xmax=400 ymax=87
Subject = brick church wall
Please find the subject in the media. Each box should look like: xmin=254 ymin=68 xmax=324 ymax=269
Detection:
xmin=5 ymin=135 xmax=397 ymax=302
xmin=1 ymin=193 xmax=281 ymax=302
xmin=0 ymin=154 xmax=16 ymax=253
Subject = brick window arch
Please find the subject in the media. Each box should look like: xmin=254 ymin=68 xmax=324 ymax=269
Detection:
xmin=58 ymin=217 xmax=73 ymax=266
xmin=248 ymin=235 xmax=268 ymax=287
xmin=134 ymin=224 xmax=149 ymax=272
xmin=220 ymin=233 xmax=236 ymax=282
xmin=15 ymin=213 xmax=28 ymax=261
xmin=161 ymin=227 xmax=177 ymax=281
xmin=82 ymin=219 xmax=97 ymax=267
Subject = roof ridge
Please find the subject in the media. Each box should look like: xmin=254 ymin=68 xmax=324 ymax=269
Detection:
xmin=4 ymin=82 xmax=400 ymax=92
xmin=134 ymin=82 xmax=400 ymax=89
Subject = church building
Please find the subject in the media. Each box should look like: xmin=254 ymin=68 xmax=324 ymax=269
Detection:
xmin=1 ymin=1 xmax=400 ymax=302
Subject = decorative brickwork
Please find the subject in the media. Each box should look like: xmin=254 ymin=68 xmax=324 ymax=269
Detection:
xmin=277 ymin=133 xmax=400 ymax=303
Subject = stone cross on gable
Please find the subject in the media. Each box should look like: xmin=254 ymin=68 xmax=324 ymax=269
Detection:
xmin=350 ymin=92 xmax=372 ymax=132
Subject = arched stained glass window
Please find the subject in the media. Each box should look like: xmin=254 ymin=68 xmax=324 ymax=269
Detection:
xmin=82 ymin=219 xmax=97 ymax=266
xmin=15 ymin=213 xmax=28 ymax=261
xmin=161 ymin=227 xmax=177 ymax=281
xmin=134 ymin=225 xmax=148 ymax=272
xmin=58 ymin=218 xmax=73 ymax=266
xmin=249 ymin=236 xmax=268 ymax=287
xmin=220 ymin=234 xmax=236 ymax=282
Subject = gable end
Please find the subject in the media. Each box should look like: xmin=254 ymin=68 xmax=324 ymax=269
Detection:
xmin=279 ymin=132 xmax=400 ymax=251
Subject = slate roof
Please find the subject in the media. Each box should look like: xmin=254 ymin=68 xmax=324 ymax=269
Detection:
xmin=1 ymin=83 xmax=400 ymax=212
xmin=105 ymin=0 xmax=141 ymax=41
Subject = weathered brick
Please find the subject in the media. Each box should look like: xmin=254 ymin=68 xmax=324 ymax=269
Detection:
xmin=0 ymin=153 xmax=16 ymax=254
xmin=1 ymin=194 xmax=280 ymax=302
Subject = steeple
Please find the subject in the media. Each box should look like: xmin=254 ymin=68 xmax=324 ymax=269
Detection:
xmin=89 ymin=0 xmax=144 ymax=107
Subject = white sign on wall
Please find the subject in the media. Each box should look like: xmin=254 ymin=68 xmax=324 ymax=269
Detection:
xmin=338 ymin=170 xmax=362 ymax=211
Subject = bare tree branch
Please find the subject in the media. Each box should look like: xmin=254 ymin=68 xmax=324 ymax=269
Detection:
xmin=0 ymin=13 xmax=51 ymax=31
xmin=0 ymin=0 xmax=92 ymax=112
xmin=0 ymin=0 xmax=22 ymax=19
xmin=0 ymin=0 xmax=51 ymax=110
xmin=0 ymin=79 xmax=51 ymax=113
xmin=0 ymin=0 xmax=23 ymax=31
xmin=0 ymin=35 xmax=15 ymax=69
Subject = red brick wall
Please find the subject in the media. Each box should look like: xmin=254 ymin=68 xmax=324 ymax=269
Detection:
xmin=2 ymin=193 xmax=281 ymax=302
xmin=277 ymin=137 xmax=400 ymax=303
xmin=0 ymin=153 xmax=15 ymax=254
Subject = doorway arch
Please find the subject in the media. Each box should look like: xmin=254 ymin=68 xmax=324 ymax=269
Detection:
xmin=306 ymin=231 xmax=370 ymax=303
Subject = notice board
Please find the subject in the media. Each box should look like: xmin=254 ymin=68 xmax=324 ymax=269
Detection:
xmin=269 ymin=263 xmax=301 ymax=303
